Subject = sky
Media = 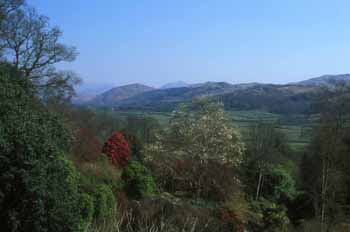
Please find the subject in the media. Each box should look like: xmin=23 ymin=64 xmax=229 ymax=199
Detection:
xmin=29 ymin=0 xmax=350 ymax=87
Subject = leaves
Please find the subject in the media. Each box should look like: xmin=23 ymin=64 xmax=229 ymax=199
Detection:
xmin=102 ymin=131 xmax=130 ymax=167
xmin=145 ymin=99 xmax=245 ymax=166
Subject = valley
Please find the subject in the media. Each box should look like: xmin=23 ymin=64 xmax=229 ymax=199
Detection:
xmin=92 ymin=108 xmax=315 ymax=152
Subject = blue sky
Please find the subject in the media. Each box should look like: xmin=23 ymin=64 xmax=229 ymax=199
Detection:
xmin=29 ymin=0 xmax=350 ymax=87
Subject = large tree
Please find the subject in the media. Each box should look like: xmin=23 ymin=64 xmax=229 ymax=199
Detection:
xmin=0 ymin=0 xmax=80 ymax=101
xmin=0 ymin=64 xmax=81 ymax=232
xmin=244 ymin=122 xmax=291 ymax=200
xmin=144 ymin=99 xmax=245 ymax=199
xmin=302 ymin=81 xmax=350 ymax=231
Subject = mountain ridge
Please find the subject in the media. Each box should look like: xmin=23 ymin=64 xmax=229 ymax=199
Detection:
xmin=89 ymin=83 xmax=155 ymax=107
xmin=292 ymin=74 xmax=350 ymax=86
xmin=81 ymin=74 xmax=350 ymax=114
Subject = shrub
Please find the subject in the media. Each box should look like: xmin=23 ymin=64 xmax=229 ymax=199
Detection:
xmin=93 ymin=184 xmax=117 ymax=221
xmin=79 ymin=156 xmax=123 ymax=191
xmin=122 ymin=161 xmax=156 ymax=199
xmin=174 ymin=160 xmax=241 ymax=201
xmin=265 ymin=163 xmax=298 ymax=203
xmin=46 ymin=155 xmax=81 ymax=232
xmin=250 ymin=199 xmax=290 ymax=232
xmin=79 ymin=193 xmax=95 ymax=230
xmin=224 ymin=193 xmax=250 ymax=224
xmin=102 ymin=132 xmax=130 ymax=167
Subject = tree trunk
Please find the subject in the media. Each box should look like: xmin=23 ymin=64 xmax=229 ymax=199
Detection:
xmin=321 ymin=159 xmax=329 ymax=232
xmin=255 ymin=169 xmax=263 ymax=200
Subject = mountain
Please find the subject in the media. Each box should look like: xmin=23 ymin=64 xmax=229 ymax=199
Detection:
xmin=112 ymin=82 xmax=318 ymax=114
xmin=215 ymin=84 xmax=318 ymax=114
xmin=89 ymin=84 xmax=155 ymax=106
xmin=161 ymin=81 xmax=189 ymax=89
xmin=82 ymin=74 xmax=350 ymax=114
xmin=294 ymin=74 xmax=350 ymax=86
xmin=114 ymin=82 xmax=259 ymax=111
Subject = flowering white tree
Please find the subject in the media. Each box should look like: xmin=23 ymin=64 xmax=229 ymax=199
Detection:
xmin=144 ymin=99 xmax=245 ymax=198
xmin=146 ymin=98 xmax=244 ymax=166
xmin=174 ymin=99 xmax=244 ymax=164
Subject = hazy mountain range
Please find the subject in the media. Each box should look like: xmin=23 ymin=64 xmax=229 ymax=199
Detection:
xmin=290 ymin=74 xmax=350 ymax=86
xmin=75 ymin=74 xmax=350 ymax=114
xmin=160 ymin=81 xmax=189 ymax=89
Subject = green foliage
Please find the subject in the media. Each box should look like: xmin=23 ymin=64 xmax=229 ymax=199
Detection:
xmin=0 ymin=67 xmax=80 ymax=231
xmin=125 ymin=115 xmax=161 ymax=144
xmin=269 ymin=164 xmax=298 ymax=202
xmin=79 ymin=193 xmax=95 ymax=230
xmin=224 ymin=193 xmax=251 ymax=223
xmin=144 ymin=98 xmax=245 ymax=166
xmin=300 ymin=82 xmax=350 ymax=226
xmin=46 ymin=155 xmax=81 ymax=232
xmin=79 ymin=156 xmax=123 ymax=190
xmin=251 ymin=199 xmax=290 ymax=232
xmin=124 ymin=132 xmax=143 ymax=160
xmin=143 ymin=99 xmax=245 ymax=200
xmin=122 ymin=161 xmax=156 ymax=199
xmin=93 ymin=184 xmax=117 ymax=221
xmin=243 ymin=121 xmax=298 ymax=208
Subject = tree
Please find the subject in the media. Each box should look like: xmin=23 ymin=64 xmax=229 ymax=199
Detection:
xmin=125 ymin=115 xmax=160 ymax=143
xmin=148 ymin=98 xmax=245 ymax=165
xmin=72 ymin=127 xmax=102 ymax=162
xmin=144 ymin=99 xmax=245 ymax=198
xmin=0 ymin=64 xmax=81 ymax=232
xmin=302 ymin=81 xmax=350 ymax=231
xmin=244 ymin=122 xmax=291 ymax=200
xmin=102 ymin=131 xmax=130 ymax=167
xmin=0 ymin=0 xmax=24 ymax=33
xmin=263 ymin=163 xmax=298 ymax=203
xmin=0 ymin=1 xmax=80 ymax=101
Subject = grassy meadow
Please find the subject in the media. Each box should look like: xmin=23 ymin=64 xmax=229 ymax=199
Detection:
xmin=95 ymin=108 xmax=316 ymax=152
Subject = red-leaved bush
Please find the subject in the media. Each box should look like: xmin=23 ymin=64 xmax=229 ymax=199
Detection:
xmin=102 ymin=132 xmax=130 ymax=167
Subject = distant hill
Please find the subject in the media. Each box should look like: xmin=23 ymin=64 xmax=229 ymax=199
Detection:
xmin=81 ymin=74 xmax=350 ymax=114
xmin=294 ymin=74 xmax=350 ymax=86
xmin=114 ymin=82 xmax=259 ymax=111
xmin=89 ymin=84 xmax=155 ymax=106
xmin=161 ymin=81 xmax=189 ymax=89
xmin=215 ymin=84 xmax=318 ymax=114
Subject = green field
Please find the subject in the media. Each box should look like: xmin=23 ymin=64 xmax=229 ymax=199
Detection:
xmin=227 ymin=111 xmax=315 ymax=152
xmin=96 ymin=109 xmax=316 ymax=152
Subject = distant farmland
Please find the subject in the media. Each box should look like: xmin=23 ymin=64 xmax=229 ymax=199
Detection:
xmin=98 ymin=109 xmax=316 ymax=152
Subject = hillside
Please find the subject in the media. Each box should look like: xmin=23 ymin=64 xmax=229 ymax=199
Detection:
xmin=81 ymin=74 xmax=350 ymax=114
xmin=113 ymin=82 xmax=318 ymax=113
xmin=115 ymin=82 xmax=257 ymax=111
xmin=216 ymin=84 xmax=318 ymax=114
xmin=89 ymin=83 xmax=154 ymax=106
xmin=161 ymin=81 xmax=189 ymax=89
xmin=294 ymin=74 xmax=350 ymax=86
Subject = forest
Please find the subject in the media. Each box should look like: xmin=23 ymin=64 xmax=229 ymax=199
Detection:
xmin=1 ymin=1 xmax=350 ymax=232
